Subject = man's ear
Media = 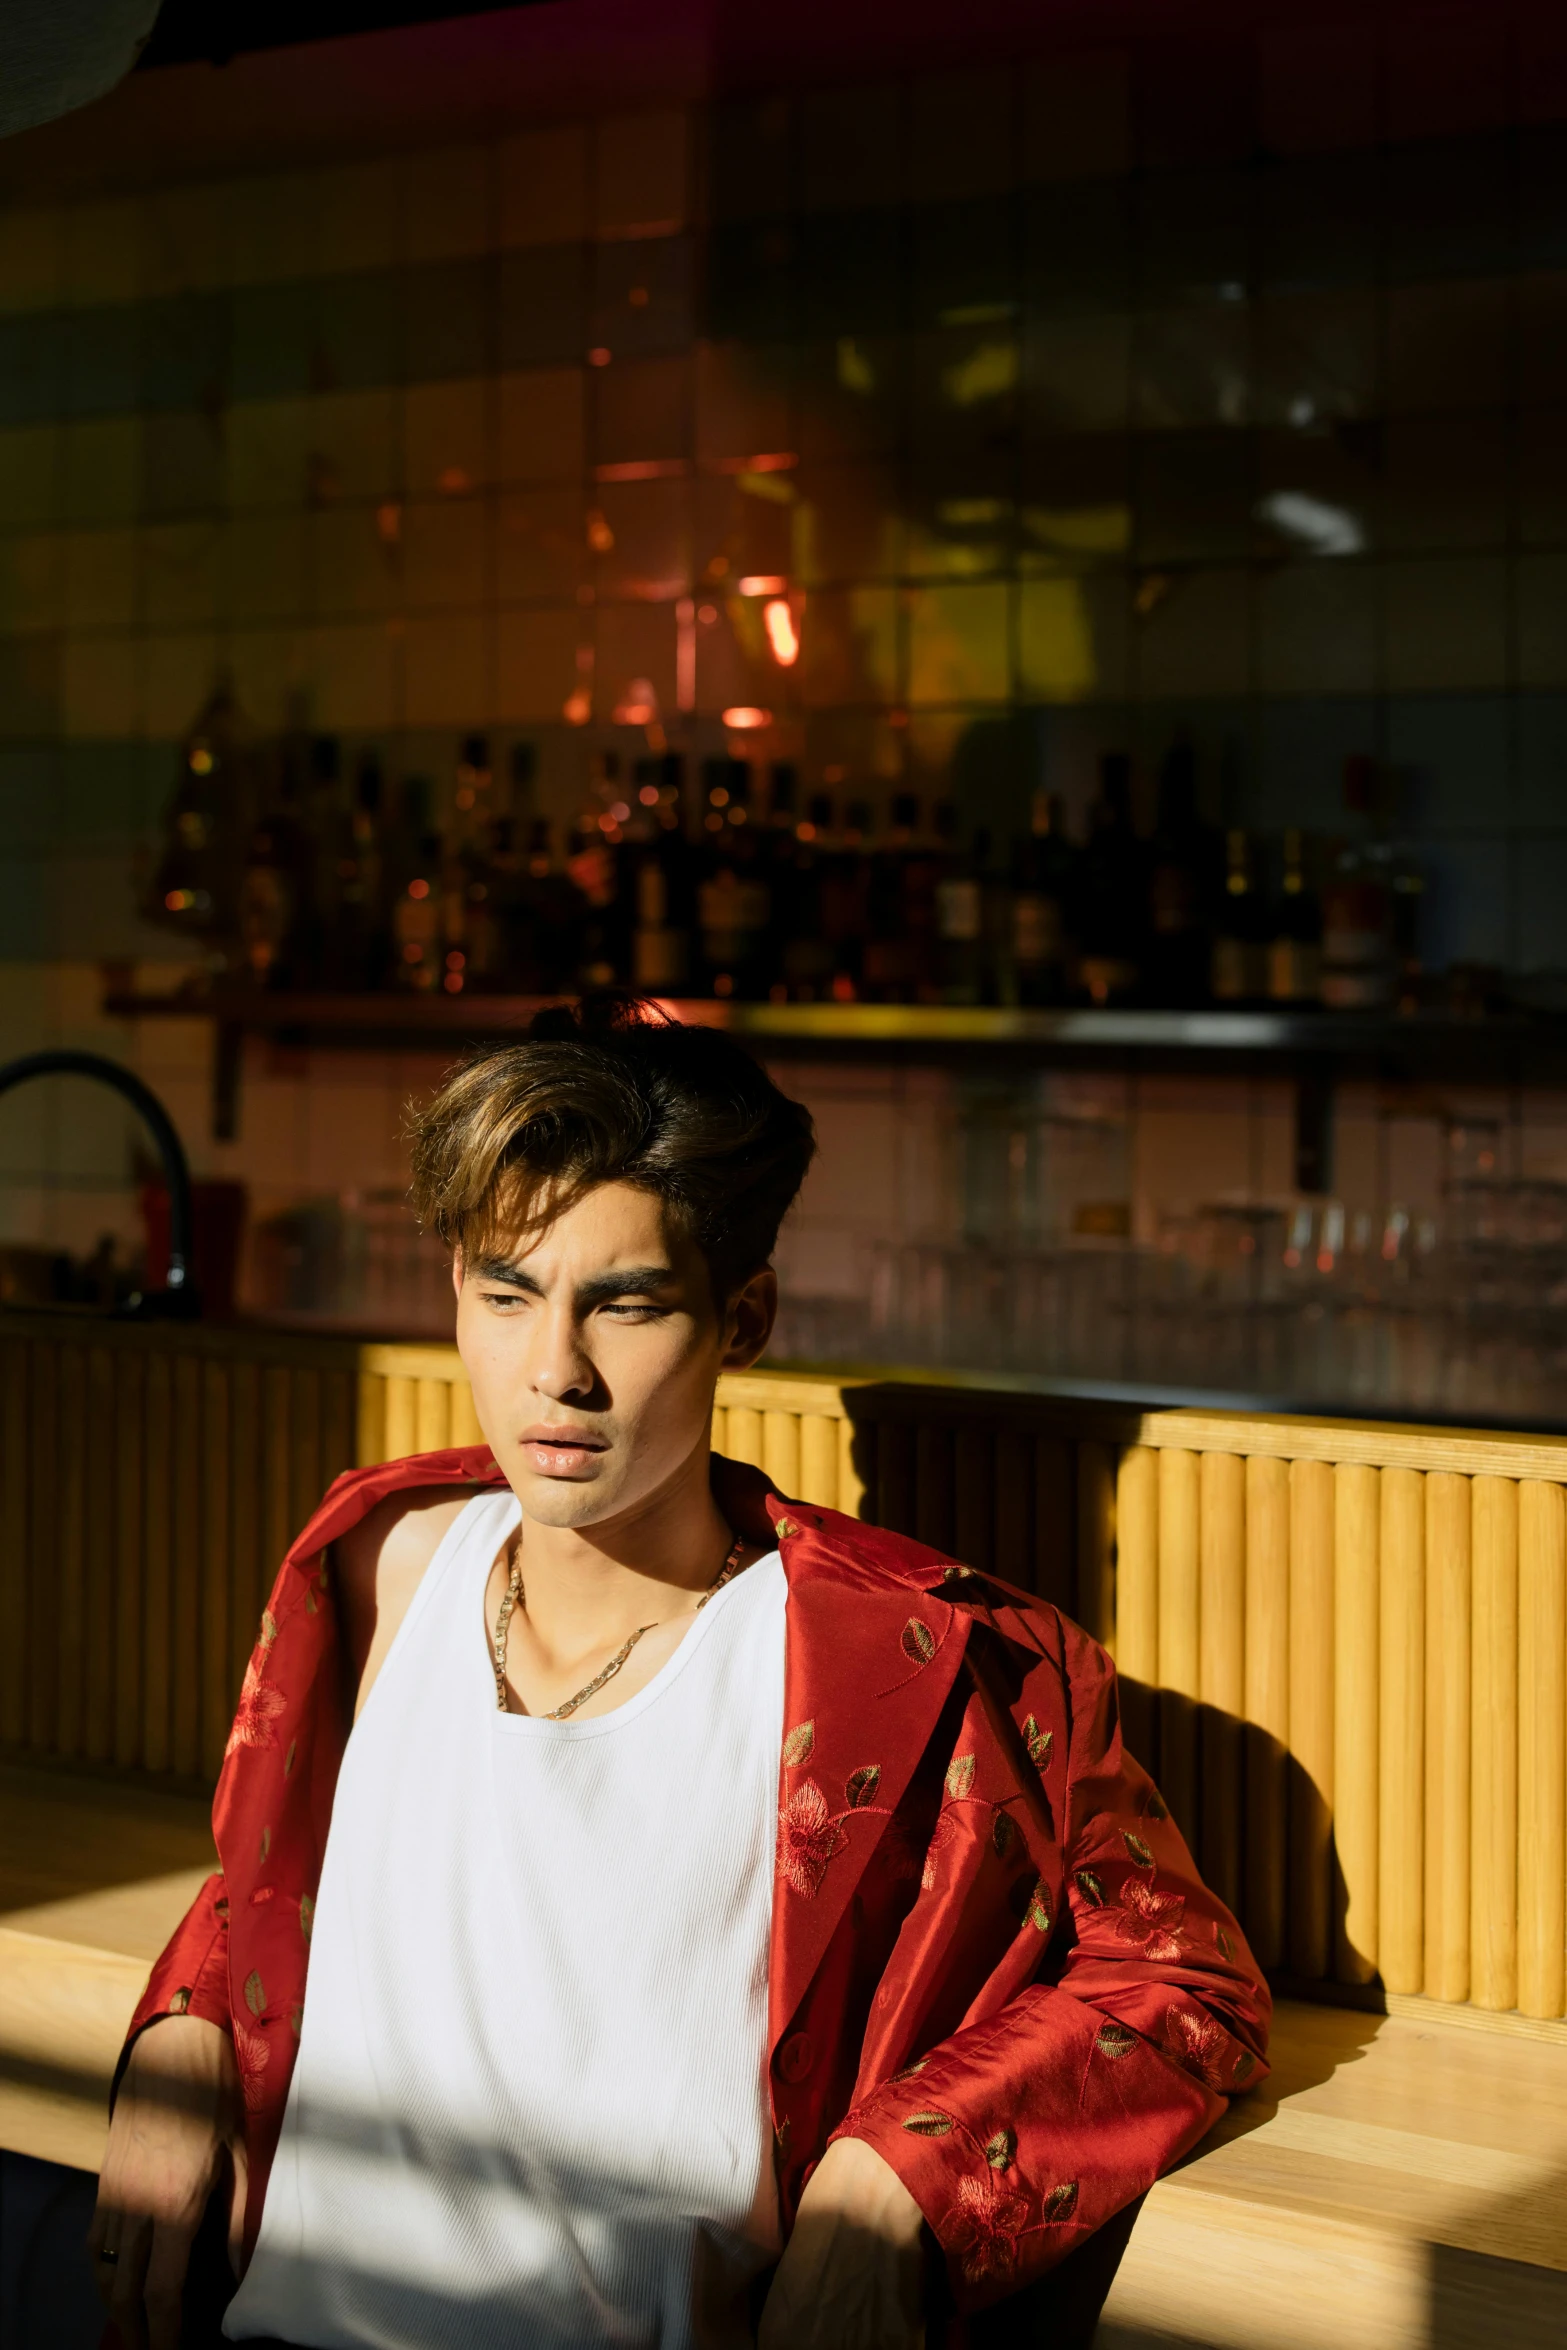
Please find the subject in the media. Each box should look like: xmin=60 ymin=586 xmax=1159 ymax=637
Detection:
xmin=721 ymin=1266 xmax=777 ymax=1373
xmin=451 ymin=1244 xmax=464 ymax=1302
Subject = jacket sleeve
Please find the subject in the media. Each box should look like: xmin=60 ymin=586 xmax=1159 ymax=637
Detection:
xmin=111 ymin=1872 xmax=232 ymax=2108
xmin=833 ymin=1620 xmax=1271 ymax=2313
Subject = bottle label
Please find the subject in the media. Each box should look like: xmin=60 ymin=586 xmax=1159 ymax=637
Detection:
xmin=1013 ymin=893 xmax=1062 ymax=965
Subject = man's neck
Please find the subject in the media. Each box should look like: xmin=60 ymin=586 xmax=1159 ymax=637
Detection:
xmin=513 ymin=1435 xmax=740 ymax=1646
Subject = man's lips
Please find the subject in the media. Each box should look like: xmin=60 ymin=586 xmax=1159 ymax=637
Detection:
xmin=518 ymin=1425 xmax=606 ymax=1449
xmin=517 ymin=1426 xmax=608 ymax=1471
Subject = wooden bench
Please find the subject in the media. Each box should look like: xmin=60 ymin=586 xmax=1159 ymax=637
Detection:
xmin=5 ymin=1763 xmax=1563 ymax=2347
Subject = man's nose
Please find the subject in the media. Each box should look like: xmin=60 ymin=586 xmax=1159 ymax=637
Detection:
xmin=530 ymin=1304 xmax=594 ymax=1401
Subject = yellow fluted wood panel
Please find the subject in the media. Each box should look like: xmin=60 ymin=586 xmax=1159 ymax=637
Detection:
xmin=954 ymin=1424 xmax=993 ymax=1572
xmin=1198 ymin=1450 xmax=1245 ymax=1918
xmin=357 ymin=1372 xmax=387 ymax=1467
xmin=449 ymin=1380 xmax=484 ymax=1449
xmin=1116 ymin=1447 xmax=1159 ymax=1771
xmin=991 ymin=1419 xmax=1029 ymax=1588
xmin=199 ymin=1360 xmax=231 ymax=1786
xmin=725 ymin=1405 xmax=765 ymax=1472
xmin=1076 ymin=1440 xmax=1116 ymax=1652
xmin=414 ymin=1378 xmax=450 ymax=1455
xmin=323 ymin=1369 xmax=355 ymax=1493
xmin=229 ymin=1360 xmax=262 ymax=1712
xmin=114 ymin=1350 xmax=147 ymax=1773
xmin=914 ymin=1425 xmax=954 ymax=1553
xmin=762 ymin=1409 xmax=800 ymax=1499
xmin=1470 ymin=1476 xmax=1519 ymax=2011
xmin=1424 ymin=1472 xmax=1472 ymax=2005
xmin=27 ymin=1342 xmax=57 ymax=1756
xmin=289 ymin=1369 xmax=322 ymax=1538
xmin=838 ymin=1414 xmax=870 ymax=1520
xmin=170 ymin=1355 xmax=202 ymax=1781
xmin=877 ymin=1417 xmax=915 ymax=1536
xmin=1335 ymin=1462 xmax=1380 ymax=1983
xmin=0 ymin=1339 xmax=27 ymax=1748
xmin=1157 ymin=1448 xmax=1201 ymax=1839
xmin=1518 ymin=1479 xmax=1567 ymax=2019
xmin=1378 ymin=1467 xmax=1426 ymax=1996
xmin=55 ymin=1347 xmax=85 ymax=1762
xmin=1031 ymin=1433 xmax=1073 ymax=1613
xmin=382 ymin=1377 xmax=417 ymax=1464
xmin=798 ymin=1415 xmax=839 ymax=1509
xmin=261 ymin=1368 xmax=292 ymax=1602
xmin=1244 ymin=1454 xmax=1289 ymax=1970
xmin=1287 ymin=1457 xmax=1336 ymax=1983
xmin=141 ymin=1349 xmax=173 ymax=1778
xmin=83 ymin=1348 xmax=116 ymax=1768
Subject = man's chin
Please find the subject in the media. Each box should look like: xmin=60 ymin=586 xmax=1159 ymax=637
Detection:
xmin=510 ymin=1466 xmax=618 ymax=1527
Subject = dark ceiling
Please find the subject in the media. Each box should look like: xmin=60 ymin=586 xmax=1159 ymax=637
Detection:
xmin=138 ymin=0 xmax=547 ymax=70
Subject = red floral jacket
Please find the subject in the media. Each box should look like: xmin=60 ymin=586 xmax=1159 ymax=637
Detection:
xmin=120 ymin=1445 xmax=1269 ymax=2325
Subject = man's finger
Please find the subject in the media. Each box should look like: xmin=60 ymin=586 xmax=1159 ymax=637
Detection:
xmin=106 ymin=2214 xmax=154 ymax=2350
xmin=143 ymin=2219 xmax=199 ymax=2350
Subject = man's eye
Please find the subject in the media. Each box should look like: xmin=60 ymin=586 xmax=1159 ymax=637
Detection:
xmin=602 ymin=1302 xmax=662 ymax=1319
xmin=479 ymin=1289 xmax=527 ymax=1309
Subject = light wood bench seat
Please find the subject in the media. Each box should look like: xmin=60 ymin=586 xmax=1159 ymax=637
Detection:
xmin=4 ymin=1764 xmax=1565 ymax=2345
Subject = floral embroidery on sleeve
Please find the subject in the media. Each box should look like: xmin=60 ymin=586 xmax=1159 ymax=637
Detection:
xmin=226 ymin=1659 xmax=288 ymax=1757
xmin=1166 ymin=2003 xmax=1228 ymax=2087
xmin=776 ymin=1767 xmax=890 ymax=1898
xmin=1113 ymin=1877 xmax=1187 ymax=1962
xmin=947 ymin=2175 xmax=1031 ymax=2285
xmin=233 ymin=2019 xmax=271 ymax=2110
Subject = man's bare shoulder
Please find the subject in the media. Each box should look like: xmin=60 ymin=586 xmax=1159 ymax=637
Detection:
xmin=333 ymin=1483 xmax=479 ymax=1600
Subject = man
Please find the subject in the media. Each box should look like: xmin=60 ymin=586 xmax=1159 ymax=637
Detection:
xmin=93 ymin=1001 xmax=1269 ymax=2350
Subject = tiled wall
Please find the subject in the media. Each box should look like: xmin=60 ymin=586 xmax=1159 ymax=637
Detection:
xmin=6 ymin=12 xmax=1567 ymax=1304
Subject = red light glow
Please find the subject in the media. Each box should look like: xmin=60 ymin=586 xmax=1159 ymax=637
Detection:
xmin=738 ymin=574 xmax=787 ymax=596
xmin=763 ymin=598 xmax=799 ymax=665
xmin=721 ymin=706 xmax=772 ymax=730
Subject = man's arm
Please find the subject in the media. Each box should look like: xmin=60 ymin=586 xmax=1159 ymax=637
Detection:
xmin=826 ymin=1620 xmax=1270 ymax=2315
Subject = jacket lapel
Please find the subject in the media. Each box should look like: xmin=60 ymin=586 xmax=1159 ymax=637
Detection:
xmin=767 ymin=1531 xmax=971 ymax=2060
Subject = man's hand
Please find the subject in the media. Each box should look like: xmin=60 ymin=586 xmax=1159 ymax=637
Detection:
xmin=89 ymin=2015 xmax=246 ymax=2350
xmin=758 ymin=2135 xmax=928 ymax=2350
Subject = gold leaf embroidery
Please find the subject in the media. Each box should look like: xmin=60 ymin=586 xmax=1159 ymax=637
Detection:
xmin=1026 ymin=1718 xmax=1053 ymax=1769
xmin=289 ymin=2004 xmax=305 ymax=2037
xmin=941 ymin=1563 xmax=974 ymax=1582
xmin=243 ymin=1968 xmax=266 ymax=2018
xmin=845 ymin=1763 xmax=882 ymax=1807
xmin=1123 ymin=1830 xmax=1156 ymax=1867
xmin=1046 ymin=2180 xmax=1080 ymax=2222
xmin=1216 ymin=1926 xmax=1235 ymax=1962
xmin=992 ymin=1811 xmax=1016 ymax=1859
xmin=299 ymin=1893 xmax=315 ymax=1944
xmin=946 ymin=1753 xmax=976 ymax=1800
xmin=773 ymin=1518 xmax=800 ymax=1541
xmin=283 ymin=1738 xmax=297 ymax=1778
xmin=1027 ymin=1879 xmax=1052 ymax=1935
xmin=169 ymin=1986 xmax=192 ymax=2015
xmin=1075 ymin=1867 xmax=1106 ymax=1907
xmin=304 ymin=1586 xmax=318 ymax=1615
xmin=1096 ymin=2023 xmax=1138 ymax=2060
xmin=259 ymin=1825 xmax=270 ymax=1863
xmin=901 ymin=2110 xmax=954 ymax=2136
xmin=901 ymin=1617 xmax=937 ymax=1667
xmin=984 ymin=2128 xmax=1016 ymax=2171
xmin=259 ymin=1609 xmax=278 ymax=1648
xmin=315 ymin=1558 xmax=331 ymax=1596
xmin=890 ymin=2058 xmax=928 ymax=2083
xmin=1232 ymin=2048 xmax=1258 ymax=2087
xmin=1146 ymin=1792 xmax=1168 ymax=1821
xmin=782 ymin=1719 xmax=816 ymax=1767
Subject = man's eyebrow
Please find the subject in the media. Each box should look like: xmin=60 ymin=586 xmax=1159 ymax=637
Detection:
xmin=575 ymin=1264 xmax=678 ymax=1305
xmin=469 ymin=1257 xmax=544 ymax=1294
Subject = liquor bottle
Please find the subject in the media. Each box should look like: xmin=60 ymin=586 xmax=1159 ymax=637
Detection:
xmin=772 ymin=790 xmax=835 ymax=1001
xmin=630 ymin=754 xmax=695 ymax=994
xmin=934 ymin=811 xmax=993 ymax=1006
xmin=238 ymin=731 xmax=313 ymax=989
xmin=1320 ymin=756 xmax=1394 ymax=1010
xmin=1075 ymin=753 xmax=1146 ymax=1005
xmin=389 ymin=778 xmax=441 ymax=993
xmin=452 ymin=732 xmax=493 ymax=838
xmin=146 ymin=679 xmax=254 ymax=967
xmin=1267 ymin=829 xmax=1322 ymax=1004
xmin=1145 ymin=741 xmax=1219 ymax=1007
xmin=502 ymin=817 xmax=569 ymax=993
xmin=862 ymin=792 xmax=919 ymax=1001
xmin=316 ymin=747 xmax=385 ymax=992
xmin=697 ymin=761 xmax=771 ymax=998
xmin=1008 ymin=789 xmax=1078 ymax=1008
xmin=1210 ymin=831 xmax=1269 ymax=1003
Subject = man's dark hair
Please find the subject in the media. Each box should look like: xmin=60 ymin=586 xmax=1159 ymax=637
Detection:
xmin=407 ymin=998 xmax=816 ymax=1303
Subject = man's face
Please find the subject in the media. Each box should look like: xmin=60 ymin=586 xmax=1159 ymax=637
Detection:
xmin=453 ymin=1178 xmax=774 ymax=1530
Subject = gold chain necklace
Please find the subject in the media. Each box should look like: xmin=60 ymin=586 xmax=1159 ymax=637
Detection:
xmin=492 ymin=1529 xmax=747 ymax=1719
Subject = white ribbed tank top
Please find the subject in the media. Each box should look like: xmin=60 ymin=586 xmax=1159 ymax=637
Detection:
xmin=225 ymin=1490 xmax=786 ymax=2350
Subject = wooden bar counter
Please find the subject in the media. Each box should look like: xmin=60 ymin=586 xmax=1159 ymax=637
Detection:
xmin=3 ymin=1311 xmax=1565 ymax=2341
